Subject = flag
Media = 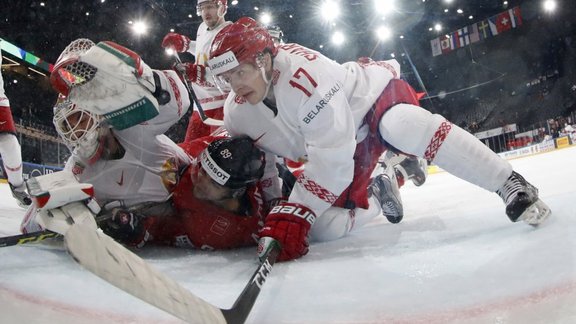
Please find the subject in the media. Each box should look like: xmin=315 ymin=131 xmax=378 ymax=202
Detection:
xmin=430 ymin=37 xmax=442 ymax=56
xmin=457 ymin=27 xmax=470 ymax=47
xmin=495 ymin=11 xmax=513 ymax=33
xmin=509 ymin=6 xmax=523 ymax=28
xmin=477 ymin=20 xmax=491 ymax=39
xmin=469 ymin=23 xmax=480 ymax=43
xmin=488 ymin=16 xmax=500 ymax=36
xmin=440 ymin=34 xmax=453 ymax=54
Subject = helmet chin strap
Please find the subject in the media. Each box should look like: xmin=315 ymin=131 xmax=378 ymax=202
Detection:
xmin=259 ymin=55 xmax=275 ymax=101
xmin=260 ymin=65 xmax=274 ymax=100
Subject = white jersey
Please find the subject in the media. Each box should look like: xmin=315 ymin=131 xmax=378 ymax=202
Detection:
xmin=64 ymin=69 xmax=192 ymax=208
xmin=0 ymin=55 xmax=9 ymax=107
xmin=224 ymin=43 xmax=400 ymax=217
xmin=187 ymin=21 xmax=232 ymax=112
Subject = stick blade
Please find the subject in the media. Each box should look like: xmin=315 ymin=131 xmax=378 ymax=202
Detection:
xmin=64 ymin=223 xmax=226 ymax=324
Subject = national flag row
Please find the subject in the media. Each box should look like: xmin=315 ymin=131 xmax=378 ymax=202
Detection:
xmin=430 ymin=6 xmax=522 ymax=57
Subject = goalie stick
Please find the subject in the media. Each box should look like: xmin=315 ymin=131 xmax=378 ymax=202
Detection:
xmin=173 ymin=52 xmax=225 ymax=127
xmin=0 ymin=230 xmax=59 ymax=247
xmin=65 ymin=219 xmax=281 ymax=324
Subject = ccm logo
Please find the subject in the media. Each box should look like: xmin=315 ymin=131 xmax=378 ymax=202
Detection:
xmin=271 ymin=205 xmax=316 ymax=225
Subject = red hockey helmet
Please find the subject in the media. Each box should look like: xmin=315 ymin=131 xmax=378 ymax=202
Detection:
xmin=208 ymin=17 xmax=277 ymax=76
xmin=197 ymin=0 xmax=227 ymax=17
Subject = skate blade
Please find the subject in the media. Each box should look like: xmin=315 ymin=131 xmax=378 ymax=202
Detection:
xmin=520 ymin=199 xmax=552 ymax=227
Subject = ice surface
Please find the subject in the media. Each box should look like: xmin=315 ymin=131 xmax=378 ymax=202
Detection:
xmin=1 ymin=147 xmax=575 ymax=323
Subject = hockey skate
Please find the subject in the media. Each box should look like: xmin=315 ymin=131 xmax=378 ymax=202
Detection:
xmin=496 ymin=171 xmax=551 ymax=226
xmin=370 ymin=172 xmax=404 ymax=224
xmin=9 ymin=182 xmax=32 ymax=208
xmin=395 ymin=156 xmax=428 ymax=187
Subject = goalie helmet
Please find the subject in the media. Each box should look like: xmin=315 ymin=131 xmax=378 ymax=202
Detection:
xmin=52 ymin=95 xmax=107 ymax=164
xmin=208 ymin=17 xmax=277 ymax=76
xmin=50 ymin=39 xmax=159 ymax=130
xmin=197 ymin=0 xmax=227 ymax=17
xmin=200 ymin=136 xmax=265 ymax=189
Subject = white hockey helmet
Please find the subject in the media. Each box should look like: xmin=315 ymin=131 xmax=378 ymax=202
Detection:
xmin=53 ymin=95 xmax=107 ymax=164
xmin=266 ymin=25 xmax=284 ymax=44
xmin=50 ymin=39 xmax=160 ymax=130
xmin=197 ymin=0 xmax=227 ymax=17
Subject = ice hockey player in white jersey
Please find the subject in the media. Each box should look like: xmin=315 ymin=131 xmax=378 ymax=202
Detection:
xmin=0 ymin=54 xmax=32 ymax=207
xmin=161 ymin=0 xmax=232 ymax=141
xmin=207 ymin=17 xmax=551 ymax=262
xmin=20 ymin=38 xmax=191 ymax=233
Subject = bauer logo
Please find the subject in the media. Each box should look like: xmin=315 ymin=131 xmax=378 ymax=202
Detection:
xmin=208 ymin=51 xmax=239 ymax=76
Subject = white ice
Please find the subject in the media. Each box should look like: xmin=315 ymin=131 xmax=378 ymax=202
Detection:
xmin=1 ymin=147 xmax=575 ymax=324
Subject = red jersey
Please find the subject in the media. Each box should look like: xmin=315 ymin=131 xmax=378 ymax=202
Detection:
xmin=144 ymin=136 xmax=266 ymax=250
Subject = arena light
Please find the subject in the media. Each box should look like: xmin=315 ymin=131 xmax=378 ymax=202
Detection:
xmin=331 ymin=31 xmax=345 ymax=45
xmin=434 ymin=23 xmax=442 ymax=32
xmin=375 ymin=26 xmax=392 ymax=41
xmin=260 ymin=12 xmax=272 ymax=25
xmin=543 ymin=0 xmax=557 ymax=12
xmin=320 ymin=0 xmax=341 ymax=21
xmin=374 ymin=0 xmax=395 ymax=16
xmin=132 ymin=20 xmax=148 ymax=35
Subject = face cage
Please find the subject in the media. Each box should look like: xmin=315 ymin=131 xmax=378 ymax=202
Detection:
xmin=53 ymin=100 xmax=102 ymax=153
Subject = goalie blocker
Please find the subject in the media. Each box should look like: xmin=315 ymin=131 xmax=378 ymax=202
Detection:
xmin=21 ymin=171 xmax=101 ymax=234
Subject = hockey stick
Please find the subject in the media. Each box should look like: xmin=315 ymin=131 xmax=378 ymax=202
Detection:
xmin=0 ymin=230 xmax=59 ymax=247
xmin=173 ymin=52 xmax=225 ymax=127
xmin=65 ymin=220 xmax=281 ymax=324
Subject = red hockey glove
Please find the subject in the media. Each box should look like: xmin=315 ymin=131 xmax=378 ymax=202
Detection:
xmin=174 ymin=63 xmax=206 ymax=84
xmin=101 ymin=208 xmax=153 ymax=248
xmin=259 ymin=202 xmax=317 ymax=261
xmin=161 ymin=33 xmax=191 ymax=53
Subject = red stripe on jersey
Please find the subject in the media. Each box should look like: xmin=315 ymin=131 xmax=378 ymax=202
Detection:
xmin=296 ymin=173 xmax=338 ymax=204
xmin=161 ymin=71 xmax=183 ymax=116
xmin=424 ymin=120 xmax=452 ymax=162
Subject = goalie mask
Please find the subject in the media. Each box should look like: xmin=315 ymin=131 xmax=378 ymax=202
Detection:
xmin=200 ymin=135 xmax=265 ymax=189
xmin=50 ymin=39 xmax=160 ymax=130
xmin=53 ymin=96 xmax=108 ymax=164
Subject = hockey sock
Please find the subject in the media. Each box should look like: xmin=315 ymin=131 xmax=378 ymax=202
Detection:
xmin=379 ymin=104 xmax=512 ymax=192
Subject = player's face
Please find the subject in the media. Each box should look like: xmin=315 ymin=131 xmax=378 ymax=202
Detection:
xmin=219 ymin=63 xmax=267 ymax=104
xmin=65 ymin=110 xmax=96 ymax=142
xmin=198 ymin=2 xmax=222 ymax=28
xmin=193 ymin=167 xmax=233 ymax=201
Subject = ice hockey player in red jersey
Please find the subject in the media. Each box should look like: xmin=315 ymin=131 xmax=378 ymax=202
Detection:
xmin=207 ymin=17 xmax=552 ymax=261
xmin=102 ymin=135 xmax=270 ymax=250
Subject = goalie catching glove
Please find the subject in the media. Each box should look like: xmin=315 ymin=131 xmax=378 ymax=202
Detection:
xmin=101 ymin=208 xmax=154 ymax=248
xmin=258 ymin=202 xmax=316 ymax=262
xmin=161 ymin=33 xmax=192 ymax=53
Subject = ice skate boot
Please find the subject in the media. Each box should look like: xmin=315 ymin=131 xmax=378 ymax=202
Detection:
xmin=395 ymin=156 xmax=428 ymax=187
xmin=370 ymin=172 xmax=404 ymax=224
xmin=496 ymin=171 xmax=551 ymax=226
xmin=9 ymin=182 xmax=32 ymax=208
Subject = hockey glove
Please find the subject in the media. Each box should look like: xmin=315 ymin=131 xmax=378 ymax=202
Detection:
xmin=259 ymin=202 xmax=317 ymax=261
xmin=161 ymin=33 xmax=191 ymax=53
xmin=174 ymin=62 xmax=207 ymax=85
xmin=101 ymin=209 xmax=153 ymax=248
